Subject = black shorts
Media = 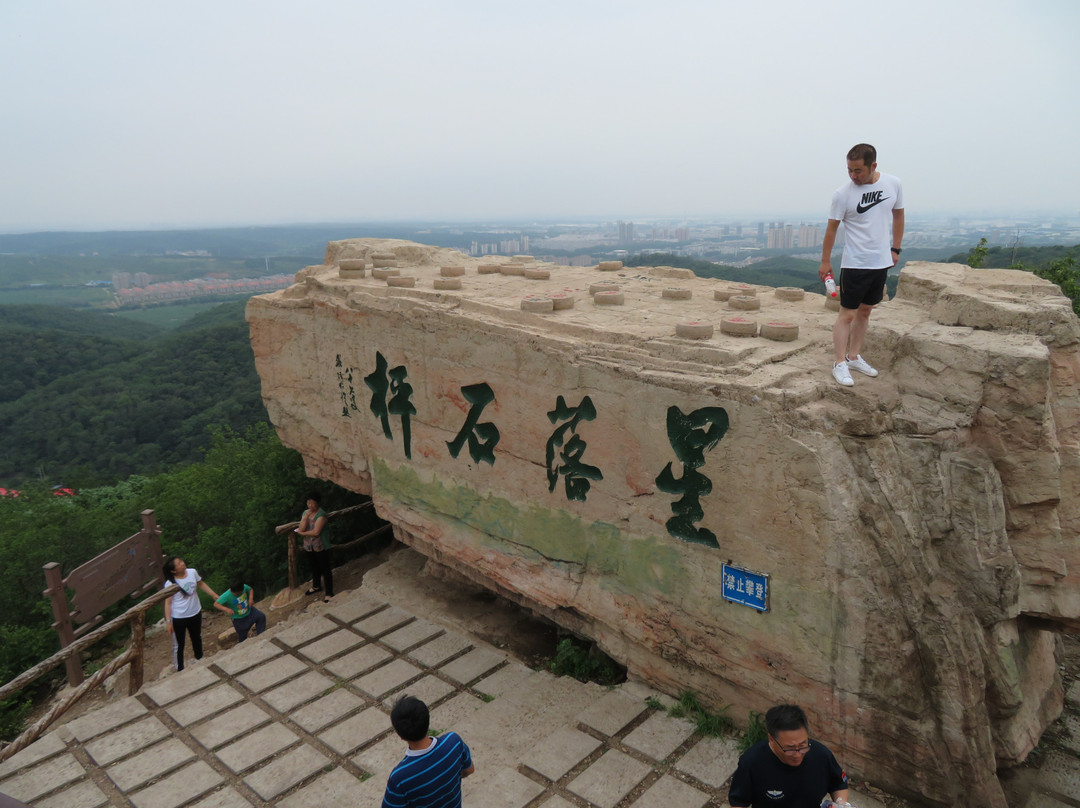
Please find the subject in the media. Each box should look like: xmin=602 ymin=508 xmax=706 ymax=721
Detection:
xmin=839 ymin=267 xmax=888 ymax=309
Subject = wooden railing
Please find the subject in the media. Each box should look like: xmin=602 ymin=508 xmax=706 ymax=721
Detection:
xmin=274 ymin=502 xmax=391 ymax=593
xmin=1 ymin=501 xmax=391 ymax=762
xmin=0 ymin=584 xmax=177 ymax=763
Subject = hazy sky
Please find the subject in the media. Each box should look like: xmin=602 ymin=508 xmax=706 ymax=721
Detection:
xmin=2 ymin=0 xmax=1077 ymax=231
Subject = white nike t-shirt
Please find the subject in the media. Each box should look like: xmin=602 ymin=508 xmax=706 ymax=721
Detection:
xmin=829 ymin=172 xmax=904 ymax=269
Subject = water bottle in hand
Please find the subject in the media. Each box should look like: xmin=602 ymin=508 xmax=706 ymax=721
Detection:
xmin=824 ymin=273 xmax=837 ymax=297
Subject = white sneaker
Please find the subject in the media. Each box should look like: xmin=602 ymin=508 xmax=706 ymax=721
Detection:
xmin=832 ymin=362 xmax=854 ymax=387
xmin=845 ymin=354 xmax=879 ymax=377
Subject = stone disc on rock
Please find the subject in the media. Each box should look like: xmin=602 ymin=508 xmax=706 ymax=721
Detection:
xmin=729 ymin=295 xmax=761 ymax=311
xmin=676 ymin=321 xmax=714 ymax=339
xmin=663 ymin=287 xmax=692 ymax=300
xmin=760 ymin=321 xmax=799 ymax=341
xmin=512 ymin=255 xmax=535 ymax=263
xmin=387 ymin=276 xmax=415 ymax=287
xmin=594 ymin=290 xmax=625 ymax=305
xmin=597 ymin=261 xmax=623 ymax=272
xmin=550 ymin=293 xmax=575 ymax=310
xmin=589 ymin=282 xmax=619 ymax=295
xmin=775 ymin=287 xmax=805 ymax=301
xmin=338 ymin=259 xmax=366 ymax=279
xmin=521 ymin=296 xmax=554 ymax=312
xmin=714 ymin=288 xmax=736 ymax=301
xmin=500 ymin=264 xmax=525 ymax=276
xmin=720 ymin=316 xmax=758 ymax=336
xmin=372 ymin=257 xmax=398 ymax=268
xmin=524 ymin=268 xmax=551 ymax=280
xmin=434 ymin=278 xmax=462 ymax=290
xmin=440 ymin=266 xmax=465 ymax=277
xmin=478 ymin=264 xmax=501 ymax=274
xmin=372 ymin=268 xmax=401 ymax=280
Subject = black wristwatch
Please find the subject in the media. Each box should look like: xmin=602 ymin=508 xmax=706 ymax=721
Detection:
xmin=891 ymin=247 xmax=902 ymax=254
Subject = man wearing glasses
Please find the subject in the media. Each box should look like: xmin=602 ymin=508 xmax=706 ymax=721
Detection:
xmin=729 ymin=704 xmax=850 ymax=807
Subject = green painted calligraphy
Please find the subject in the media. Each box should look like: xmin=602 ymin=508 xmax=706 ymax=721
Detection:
xmin=364 ymin=352 xmax=415 ymax=459
xmin=545 ymin=395 xmax=603 ymax=502
xmin=655 ymin=405 xmax=728 ymax=548
xmin=447 ymin=383 xmax=500 ymax=465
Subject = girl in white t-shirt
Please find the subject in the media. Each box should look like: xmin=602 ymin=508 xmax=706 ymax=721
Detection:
xmin=162 ymin=557 xmax=219 ymax=671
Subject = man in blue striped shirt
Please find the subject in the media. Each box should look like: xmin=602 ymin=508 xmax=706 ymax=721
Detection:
xmin=382 ymin=695 xmax=475 ymax=808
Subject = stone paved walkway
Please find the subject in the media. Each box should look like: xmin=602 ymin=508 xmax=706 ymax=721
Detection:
xmin=0 ymin=580 xmax=892 ymax=808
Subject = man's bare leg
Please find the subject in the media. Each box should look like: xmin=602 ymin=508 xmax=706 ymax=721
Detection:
xmin=845 ymin=304 xmax=875 ymax=360
xmin=833 ymin=307 xmax=857 ymax=365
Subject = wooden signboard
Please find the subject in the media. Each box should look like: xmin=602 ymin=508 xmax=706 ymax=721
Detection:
xmin=44 ymin=509 xmax=163 ymax=686
xmin=67 ymin=519 xmax=163 ymax=624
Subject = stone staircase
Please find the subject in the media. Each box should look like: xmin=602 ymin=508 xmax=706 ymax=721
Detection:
xmin=0 ymin=581 xmax=892 ymax=808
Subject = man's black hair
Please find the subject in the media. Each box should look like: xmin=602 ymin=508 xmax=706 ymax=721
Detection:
xmin=390 ymin=695 xmax=430 ymax=742
xmin=847 ymin=142 xmax=877 ymax=167
xmin=765 ymin=704 xmax=809 ymax=736
xmin=230 ymin=582 xmax=245 ymax=594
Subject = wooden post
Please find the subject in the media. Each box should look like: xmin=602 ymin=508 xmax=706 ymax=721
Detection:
xmin=43 ymin=562 xmax=83 ymax=687
xmin=142 ymin=508 xmax=164 ymax=583
xmin=129 ymin=610 xmax=145 ymax=696
xmin=288 ymin=530 xmax=298 ymax=592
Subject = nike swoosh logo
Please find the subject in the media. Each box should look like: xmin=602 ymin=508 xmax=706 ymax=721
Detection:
xmin=856 ymin=198 xmax=889 ymax=214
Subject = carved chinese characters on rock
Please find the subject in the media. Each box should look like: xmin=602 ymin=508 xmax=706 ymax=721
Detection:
xmin=655 ymin=406 xmax=729 ymax=548
xmin=446 ymin=383 xmax=500 ymax=465
xmin=335 ymin=354 xmax=729 ymax=545
xmin=545 ymin=395 xmax=603 ymax=502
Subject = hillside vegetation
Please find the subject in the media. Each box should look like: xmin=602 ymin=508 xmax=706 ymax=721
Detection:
xmin=0 ymin=301 xmax=268 ymax=487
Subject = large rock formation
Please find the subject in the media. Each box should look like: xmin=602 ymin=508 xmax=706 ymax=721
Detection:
xmin=247 ymin=239 xmax=1080 ymax=807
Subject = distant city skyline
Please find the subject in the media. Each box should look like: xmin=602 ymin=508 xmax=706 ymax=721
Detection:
xmin=1 ymin=0 xmax=1078 ymax=233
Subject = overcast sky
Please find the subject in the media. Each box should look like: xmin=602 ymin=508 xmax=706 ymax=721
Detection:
xmin=2 ymin=0 xmax=1077 ymax=232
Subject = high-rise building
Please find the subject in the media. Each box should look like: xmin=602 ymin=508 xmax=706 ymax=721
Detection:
xmin=797 ymin=224 xmax=822 ymax=249
xmin=617 ymin=221 xmax=635 ymax=245
xmin=766 ymin=223 xmax=795 ymax=249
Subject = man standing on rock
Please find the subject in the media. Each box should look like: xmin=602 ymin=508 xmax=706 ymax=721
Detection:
xmin=820 ymin=142 xmax=904 ymax=387
xmin=729 ymin=704 xmax=849 ymax=807
xmin=382 ymin=695 xmax=474 ymax=808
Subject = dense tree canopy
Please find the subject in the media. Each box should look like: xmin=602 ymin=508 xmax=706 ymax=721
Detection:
xmin=0 ymin=302 xmax=268 ymax=487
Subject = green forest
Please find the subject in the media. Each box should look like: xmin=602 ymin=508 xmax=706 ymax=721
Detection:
xmin=0 ymin=302 xmax=269 ymax=487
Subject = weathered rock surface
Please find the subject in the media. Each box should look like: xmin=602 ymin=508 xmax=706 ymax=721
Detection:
xmin=247 ymin=239 xmax=1080 ymax=808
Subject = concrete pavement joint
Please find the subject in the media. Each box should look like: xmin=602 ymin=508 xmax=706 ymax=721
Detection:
xmin=135 ymin=689 xmax=268 ymax=807
xmin=62 ymin=736 xmax=127 ymax=808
